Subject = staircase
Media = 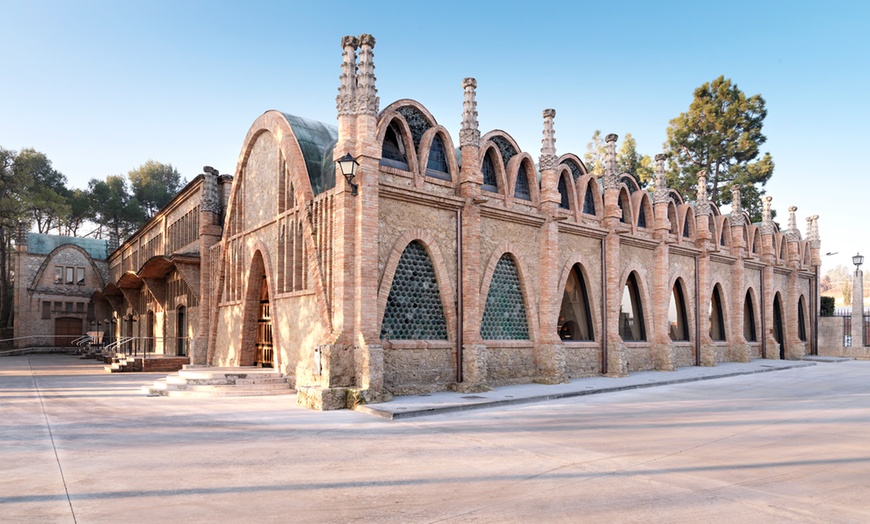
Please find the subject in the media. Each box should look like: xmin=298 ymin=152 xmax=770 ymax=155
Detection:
xmin=142 ymin=366 xmax=294 ymax=397
xmin=105 ymin=354 xmax=189 ymax=373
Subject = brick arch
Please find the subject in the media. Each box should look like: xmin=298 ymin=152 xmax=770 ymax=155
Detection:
xmin=557 ymin=153 xmax=589 ymax=177
xmin=743 ymin=286 xmax=761 ymax=342
xmin=555 ymin=166 xmax=577 ymax=213
xmin=555 ymin=254 xmax=601 ymax=339
xmin=575 ymin=175 xmax=603 ymax=219
xmin=617 ymin=263 xmax=654 ymax=342
xmin=376 ymin=110 xmax=419 ymax=174
xmin=678 ymin=204 xmax=697 ymax=243
xmin=708 ymin=281 xmax=731 ymax=341
xmin=715 ymin=215 xmax=731 ymax=251
xmin=667 ymin=200 xmax=679 ymax=235
xmin=238 ymin=244 xmax=277 ymax=367
xmin=479 ymin=242 xmax=539 ymax=342
xmin=478 ymin=143 xmax=509 ymax=199
xmin=417 ymin=125 xmax=459 ymax=186
xmin=380 ymin=99 xmax=439 ymax=128
xmin=31 ymin=243 xmax=106 ymax=294
xmin=796 ymin=292 xmax=809 ymax=341
xmin=225 ymin=111 xmax=318 ymax=236
xmin=667 ymin=273 xmax=696 ymax=343
xmin=631 ymin=190 xmax=653 ymax=230
xmin=617 ymin=186 xmax=634 ymax=228
xmin=376 ymin=229 xmax=457 ymax=341
xmin=505 ymin=153 xmax=541 ymax=205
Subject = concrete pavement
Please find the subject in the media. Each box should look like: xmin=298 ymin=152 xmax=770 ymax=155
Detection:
xmin=2 ymin=354 xmax=869 ymax=523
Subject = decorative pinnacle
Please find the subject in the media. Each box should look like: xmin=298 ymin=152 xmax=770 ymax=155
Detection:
xmin=354 ymin=33 xmax=378 ymax=115
xmin=695 ymin=170 xmax=711 ymax=216
xmin=460 ymin=77 xmax=480 ymax=147
xmin=728 ymin=185 xmax=744 ymax=226
xmin=341 ymin=35 xmax=359 ymax=49
xmin=760 ymin=195 xmax=775 ymax=234
xmin=603 ymin=133 xmax=619 ymax=189
xmin=358 ymin=33 xmax=376 ymax=48
xmin=540 ymin=108 xmax=557 ymax=171
xmin=653 ymin=153 xmax=668 ymax=204
xmin=336 ymin=36 xmax=358 ymax=116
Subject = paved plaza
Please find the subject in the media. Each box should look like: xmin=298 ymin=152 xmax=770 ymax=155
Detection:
xmin=2 ymin=354 xmax=869 ymax=523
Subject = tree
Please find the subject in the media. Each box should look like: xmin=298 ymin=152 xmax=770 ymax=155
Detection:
xmin=0 ymin=147 xmax=32 ymax=328
xmin=663 ymin=76 xmax=774 ymax=222
xmin=88 ymin=175 xmax=146 ymax=241
xmin=128 ymin=161 xmax=185 ymax=218
xmin=842 ymin=280 xmax=852 ymax=307
xmin=61 ymin=188 xmax=93 ymax=237
xmin=617 ymin=133 xmax=653 ymax=187
xmin=13 ymin=148 xmax=70 ymax=234
xmin=584 ymin=131 xmax=653 ymax=186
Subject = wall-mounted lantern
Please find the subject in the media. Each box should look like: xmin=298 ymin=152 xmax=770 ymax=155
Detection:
xmin=337 ymin=153 xmax=360 ymax=196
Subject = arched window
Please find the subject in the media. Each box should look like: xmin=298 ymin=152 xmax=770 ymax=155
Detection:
xmin=481 ymin=150 xmax=498 ymax=193
xmin=557 ymin=174 xmax=570 ymax=209
xmin=618 ymin=192 xmax=629 ymax=224
xmin=709 ymin=285 xmax=726 ymax=341
xmin=773 ymin=293 xmax=785 ymax=358
xmin=583 ymin=184 xmax=596 ymax=215
xmin=514 ymin=164 xmax=531 ymax=201
xmin=176 ymin=306 xmax=187 ymax=356
xmin=779 ymin=240 xmax=787 ymax=261
xmin=720 ymin=227 xmax=727 ymax=247
xmin=637 ymin=203 xmax=647 ymax=228
xmin=619 ymin=273 xmax=645 ymax=341
xmin=481 ymin=255 xmax=529 ymax=340
xmin=668 ymin=280 xmax=689 ymax=341
xmin=683 ymin=215 xmax=691 ymax=238
xmin=798 ymin=296 xmax=807 ymax=341
xmin=381 ymin=121 xmax=408 ymax=170
xmin=668 ymin=205 xmax=679 ymax=235
xmin=380 ymin=241 xmax=448 ymax=340
xmin=743 ymin=291 xmax=757 ymax=342
xmin=426 ymin=134 xmax=450 ymax=180
xmin=558 ymin=264 xmax=594 ymax=341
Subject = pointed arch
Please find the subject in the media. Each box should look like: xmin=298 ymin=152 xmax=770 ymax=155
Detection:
xmin=798 ymin=294 xmax=808 ymax=342
xmin=31 ymin=243 xmax=107 ymax=294
xmin=377 ymin=229 xmax=456 ymax=341
xmin=709 ymin=283 xmax=727 ymax=341
xmin=378 ymin=115 xmax=414 ymax=172
xmin=743 ymin=288 xmax=759 ymax=342
xmin=558 ymin=154 xmax=588 ymax=181
xmin=631 ymin=191 xmax=653 ymax=230
xmin=479 ymin=145 xmax=506 ymax=195
xmin=716 ymin=216 xmax=731 ymax=250
xmin=480 ymin=245 xmax=536 ymax=341
xmin=556 ymin=260 xmax=597 ymax=341
xmin=240 ymin=250 xmax=271 ymax=366
xmin=679 ymin=205 xmax=696 ymax=241
xmin=480 ymin=253 xmax=530 ymax=340
xmin=667 ymin=201 xmax=679 ymax=236
xmin=668 ymin=278 xmax=691 ymax=341
xmin=773 ymin=292 xmax=785 ymax=358
xmin=506 ymin=153 xmax=539 ymax=204
xmin=557 ymin=169 xmax=575 ymax=211
xmin=379 ymin=241 xmax=449 ymax=340
xmin=418 ymin=128 xmax=456 ymax=182
xmin=617 ymin=186 xmax=633 ymax=226
xmin=576 ymin=175 xmax=602 ymax=218
xmin=619 ymin=271 xmax=647 ymax=341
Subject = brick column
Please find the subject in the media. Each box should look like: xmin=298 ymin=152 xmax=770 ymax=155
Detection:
xmin=694 ymin=172 xmax=715 ymax=366
xmin=601 ymin=134 xmax=626 ymax=377
xmin=193 ymin=168 xmax=222 ymax=365
xmin=728 ymin=185 xmax=750 ymax=362
xmin=12 ymin=222 xmax=29 ymax=348
xmin=651 ymin=154 xmax=675 ymax=370
xmin=536 ymin=108 xmax=567 ymax=383
xmin=760 ymin=196 xmax=778 ymax=358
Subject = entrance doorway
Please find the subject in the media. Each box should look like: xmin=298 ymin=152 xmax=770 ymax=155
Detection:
xmin=55 ymin=317 xmax=82 ymax=346
xmin=256 ymin=276 xmax=273 ymax=368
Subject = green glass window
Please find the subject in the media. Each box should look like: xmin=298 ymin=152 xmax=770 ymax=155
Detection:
xmin=380 ymin=241 xmax=448 ymax=340
xmin=481 ymin=255 xmax=529 ymax=340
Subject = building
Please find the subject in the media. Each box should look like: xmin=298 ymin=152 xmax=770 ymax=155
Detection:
xmin=22 ymin=35 xmax=822 ymax=410
xmin=13 ymin=228 xmax=110 ymax=346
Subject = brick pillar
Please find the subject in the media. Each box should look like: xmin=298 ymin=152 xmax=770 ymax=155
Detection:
xmin=728 ymin=185 xmax=750 ymax=362
xmin=193 ymin=168 xmax=222 ymax=365
xmin=536 ymin=108 xmax=567 ymax=383
xmin=852 ymin=267 xmax=864 ymax=346
xmin=455 ymin=77 xmax=489 ymax=392
xmin=760 ymin=196 xmax=778 ymax=358
xmin=351 ymin=33 xmax=385 ymax=401
xmin=651 ymin=154 xmax=675 ymax=370
xmin=12 ymin=222 xmax=29 ymax=348
xmin=695 ymin=172 xmax=715 ymax=366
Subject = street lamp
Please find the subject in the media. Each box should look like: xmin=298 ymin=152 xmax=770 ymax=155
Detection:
xmin=853 ymin=252 xmax=864 ymax=270
xmin=337 ymin=153 xmax=359 ymax=196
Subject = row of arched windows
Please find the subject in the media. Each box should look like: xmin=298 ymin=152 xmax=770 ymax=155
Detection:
xmin=379 ymin=240 xmax=809 ymax=346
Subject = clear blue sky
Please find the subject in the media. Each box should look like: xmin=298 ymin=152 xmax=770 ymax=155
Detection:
xmin=1 ymin=0 xmax=867 ymax=275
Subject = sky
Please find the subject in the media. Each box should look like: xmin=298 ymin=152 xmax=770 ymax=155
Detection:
xmin=1 ymin=0 xmax=868 ymax=276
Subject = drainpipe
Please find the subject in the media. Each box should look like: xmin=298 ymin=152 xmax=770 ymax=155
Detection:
xmin=760 ymin=271 xmax=767 ymax=358
xmin=695 ymin=256 xmax=701 ymax=366
xmin=601 ymin=237 xmax=607 ymax=375
xmin=456 ymin=207 xmax=463 ymax=383
xmin=813 ymin=265 xmax=819 ymax=355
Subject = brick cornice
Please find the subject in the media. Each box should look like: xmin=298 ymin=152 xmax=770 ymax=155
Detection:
xmin=379 ymin=184 xmax=464 ymax=211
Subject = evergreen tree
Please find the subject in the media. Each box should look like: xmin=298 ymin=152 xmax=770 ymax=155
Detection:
xmin=128 ymin=160 xmax=185 ymax=218
xmin=663 ymin=76 xmax=774 ymax=222
xmin=88 ymin=175 xmax=146 ymax=241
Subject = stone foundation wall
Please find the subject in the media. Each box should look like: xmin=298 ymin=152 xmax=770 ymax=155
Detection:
xmin=382 ymin=343 xmax=455 ymax=395
xmin=563 ymin=343 xmax=600 ymax=377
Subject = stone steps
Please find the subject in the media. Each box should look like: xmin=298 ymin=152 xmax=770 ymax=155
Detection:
xmin=142 ymin=367 xmax=294 ymax=397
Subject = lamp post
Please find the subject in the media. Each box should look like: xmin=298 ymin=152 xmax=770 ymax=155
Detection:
xmin=337 ymin=153 xmax=359 ymax=196
xmin=852 ymin=253 xmax=864 ymax=347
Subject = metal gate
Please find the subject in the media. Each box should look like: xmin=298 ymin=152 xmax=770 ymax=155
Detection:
xmin=256 ymin=277 xmax=273 ymax=368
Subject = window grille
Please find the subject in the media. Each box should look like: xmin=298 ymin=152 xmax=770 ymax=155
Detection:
xmin=514 ymin=164 xmax=531 ymax=200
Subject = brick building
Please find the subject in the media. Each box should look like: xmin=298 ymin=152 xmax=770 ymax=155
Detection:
xmin=49 ymin=34 xmax=822 ymax=410
xmin=13 ymin=229 xmax=110 ymax=346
